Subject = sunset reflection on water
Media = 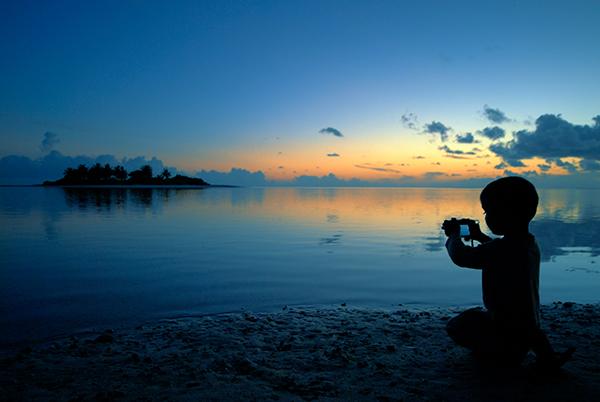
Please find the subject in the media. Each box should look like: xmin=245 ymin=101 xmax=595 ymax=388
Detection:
xmin=1 ymin=186 xmax=599 ymax=346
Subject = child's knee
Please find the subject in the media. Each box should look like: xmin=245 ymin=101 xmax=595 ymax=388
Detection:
xmin=446 ymin=315 xmax=462 ymax=343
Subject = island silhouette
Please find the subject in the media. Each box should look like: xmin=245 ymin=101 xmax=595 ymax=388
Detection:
xmin=42 ymin=163 xmax=209 ymax=186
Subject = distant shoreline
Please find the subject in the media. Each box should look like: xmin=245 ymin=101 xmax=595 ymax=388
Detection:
xmin=0 ymin=184 xmax=238 ymax=188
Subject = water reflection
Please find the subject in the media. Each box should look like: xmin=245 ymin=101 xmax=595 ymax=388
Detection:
xmin=1 ymin=187 xmax=598 ymax=261
xmin=423 ymin=235 xmax=446 ymax=253
xmin=418 ymin=219 xmax=600 ymax=261
xmin=1 ymin=186 xmax=599 ymax=347
xmin=319 ymin=233 xmax=343 ymax=246
xmin=326 ymin=214 xmax=339 ymax=224
xmin=63 ymin=188 xmax=175 ymax=210
xmin=566 ymin=267 xmax=600 ymax=274
xmin=532 ymin=219 xmax=600 ymax=260
xmin=64 ymin=188 xmax=128 ymax=210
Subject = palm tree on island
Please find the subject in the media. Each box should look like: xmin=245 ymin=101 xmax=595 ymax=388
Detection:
xmin=43 ymin=164 xmax=209 ymax=186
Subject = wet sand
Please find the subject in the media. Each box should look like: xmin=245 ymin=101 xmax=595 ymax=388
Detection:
xmin=2 ymin=302 xmax=599 ymax=401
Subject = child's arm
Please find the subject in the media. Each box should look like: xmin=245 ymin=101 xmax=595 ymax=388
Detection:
xmin=445 ymin=232 xmax=495 ymax=269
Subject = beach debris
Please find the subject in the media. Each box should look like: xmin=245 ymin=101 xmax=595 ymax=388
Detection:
xmin=130 ymin=352 xmax=140 ymax=363
xmin=243 ymin=313 xmax=258 ymax=322
xmin=276 ymin=339 xmax=292 ymax=352
xmin=231 ymin=356 xmax=257 ymax=375
xmin=94 ymin=330 xmax=114 ymax=344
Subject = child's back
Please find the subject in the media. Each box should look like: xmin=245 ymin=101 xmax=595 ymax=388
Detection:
xmin=481 ymin=233 xmax=540 ymax=331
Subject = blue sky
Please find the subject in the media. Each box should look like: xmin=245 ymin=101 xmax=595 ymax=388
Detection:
xmin=1 ymin=0 xmax=599 ymax=185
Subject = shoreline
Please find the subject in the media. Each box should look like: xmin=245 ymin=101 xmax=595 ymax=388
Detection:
xmin=0 ymin=184 xmax=238 ymax=188
xmin=2 ymin=302 xmax=599 ymax=401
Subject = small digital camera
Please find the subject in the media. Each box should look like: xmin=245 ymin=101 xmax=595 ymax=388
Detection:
xmin=443 ymin=217 xmax=479 ymax=238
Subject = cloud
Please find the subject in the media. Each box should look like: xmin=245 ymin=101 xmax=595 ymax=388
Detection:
xmin=537 ymin=163 xmax=551 ymax=172
xmin=478 ymin=126 xmax=505 ymax=140
xmin=549 ymin=158 xmax=578 ymax=173
xmin=503 ymin=169 xmax=538 ymax=177
xmin=498 ymin=158 xmax=526 ymax=167
xmin=483 ymin=105 xmax=510 ymax=124
xmin=423 ymin=171 xmax=446 ymax=180
xmin=0 ymin=151 xmax=179 ymax=185
xmin=195 ymin=167 xmax=268 ymax=186
xmin=289 ymin=173 xmax=369 ymax=187
xmin=282 ymin=171 xmax=600 ymax=188
xmin=455 ymin=132 xmax=476 ymax=144
xmin=413 ymin=155 xmax=426 ymax=159
xmin=423 ymin=121 xmax=450 ymax=142
xmin=319 ymin=127 xmax=344 ymax=137
xmin=354 ymin=164 xmax=403 ymax=174
xmin=490 ymin=114 xmax=600 ymax=166
xmin=580 ymin=159 xmax=600 ymax=171
xmin=40 ymin=132 xmax=60 ymax=152
xmin=438 ymin=145 xmax=477 ymax=155
xmin=401 ymin=113 xmax=418 ymax=130
xmin=327 ymin=153 xmax=340 ymax=157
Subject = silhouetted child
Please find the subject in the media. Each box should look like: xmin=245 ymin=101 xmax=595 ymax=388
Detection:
xmin=442 ymin=176 xmax=573 ymax=369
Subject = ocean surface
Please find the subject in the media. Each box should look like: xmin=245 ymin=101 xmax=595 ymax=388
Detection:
xmin=1 ymin=186 xmax=599 ymax=347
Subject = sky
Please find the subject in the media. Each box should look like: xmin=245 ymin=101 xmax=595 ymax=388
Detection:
xmin=1 ymin=0 xmax=599 ymax=186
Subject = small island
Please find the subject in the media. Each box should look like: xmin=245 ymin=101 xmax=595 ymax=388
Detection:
xmin=43 ymin=163 xmax=209 ymax=186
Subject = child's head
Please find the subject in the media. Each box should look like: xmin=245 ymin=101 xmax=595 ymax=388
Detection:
xmin=480 ymin=176 xmax=538 ymax=235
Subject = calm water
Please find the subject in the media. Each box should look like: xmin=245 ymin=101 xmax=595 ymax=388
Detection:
xmin=1 ymin=186 xmax=599 ymax=346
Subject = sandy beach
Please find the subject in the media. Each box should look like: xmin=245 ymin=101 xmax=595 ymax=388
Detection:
xmin=2 ymin=302 xmax=599 ymax=401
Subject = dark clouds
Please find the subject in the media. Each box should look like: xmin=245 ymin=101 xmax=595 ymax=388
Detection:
xmin=455 ymin=132 xmax=476 ymax=144
xmin=196 ymin=168 xmax=268 ymax=186
xmin=483 ymin=105 xmax=510 ymax=124
xmin=0 ymin=151 xmax=178 ymax=185
xmin=479 ymin=126 xmax=505 ymax=140
xmin=291 ymin=173 xmax=368 ymax=187
xmin=423 ymin=171 xmax=446 ymax=180
xmin=537 ymin=163 xmax=551 ymax=172
xmin=490 ymin=114 xmax=600 ymax=168
xmin=327 ymin=153 xmax=340 ymax=157
xmin=438 ymin=145 xmax=476 ymax=155
xmin=580 ymin=159 xmax=600 ymax=171
xmin=423 ymin=121 xmax=450 ymax=142
xmin=40 ymin=132 xmax=60 ymax=152
xmin=495 ymin=158 xmax=525 ymax=168
xmin=401 ymin=113 xmax=418 ymax=130
xmin=2 ymin=149 xmax=597 ymax=188
xmin=354 ymin=164 xmax=403 ymax=174
xmin=319 ymin=127 xmax=344 ymax=137
xmin=551 ymin=158 xmax=578 ymax=173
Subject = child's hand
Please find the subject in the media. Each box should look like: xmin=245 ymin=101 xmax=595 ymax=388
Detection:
xmin=441 ymin=219 xmax=460 ymax=237
xmin=467 ymin=220 xmax=482 ymax=236
xmin=467 ymin=220 xmax=488 ymax=242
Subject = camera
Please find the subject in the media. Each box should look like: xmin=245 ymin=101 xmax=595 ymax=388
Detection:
xmin=442 ymin=218 xmax=478 ymax=238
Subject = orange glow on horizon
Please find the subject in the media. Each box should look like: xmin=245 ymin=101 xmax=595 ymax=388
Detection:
xmin=172 ymin=134 xmax=581 ymax=182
